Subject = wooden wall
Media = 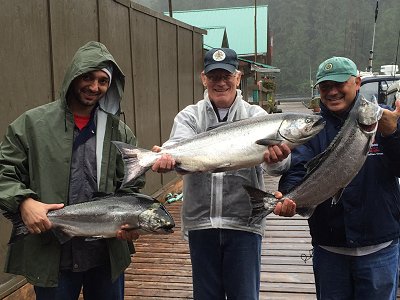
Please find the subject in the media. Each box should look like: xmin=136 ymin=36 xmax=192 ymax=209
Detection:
xmin=0 ymin=0 xmax=205 ymax=297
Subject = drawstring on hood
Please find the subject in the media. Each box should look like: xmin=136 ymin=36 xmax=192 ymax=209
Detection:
xmin=119 ymin=111 xmax=128 ymax=143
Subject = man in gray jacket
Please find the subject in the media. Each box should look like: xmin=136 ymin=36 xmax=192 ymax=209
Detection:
xmin=0 ymin=41 xmax=144 ymax=300
xmin=152 ymin=47 xmax=295 ymax=300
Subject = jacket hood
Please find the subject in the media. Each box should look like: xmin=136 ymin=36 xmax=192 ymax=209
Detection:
xmin=60 ymin=41 xmax=125 ymax=115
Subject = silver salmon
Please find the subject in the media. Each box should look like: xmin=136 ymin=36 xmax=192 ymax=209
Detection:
xmin=2 ymin=192 xmax=175 ymax=244
xmin=113 ymin=113 xmax=325 ymax=187
xmin=245 ymin=96 xmax=383 ymax=223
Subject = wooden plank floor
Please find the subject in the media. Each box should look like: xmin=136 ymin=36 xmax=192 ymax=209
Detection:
xmin=125 ymin=174 xmax=317 ymax=300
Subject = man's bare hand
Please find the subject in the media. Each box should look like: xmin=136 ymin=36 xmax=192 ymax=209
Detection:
xmin=151 ymin=145 xmax=175 ymax=173
xmin=378 ymin=99 xmax=400 ymax=136
xmin=19 ymin=198 xmax=64 ymax=234
xmin=116 ymin=224 xmax=140 ymax=241
xmin=264 ymin=144 xmax=291 ymax=164
xmin=273 ymin=192 xmax=296 ymax=217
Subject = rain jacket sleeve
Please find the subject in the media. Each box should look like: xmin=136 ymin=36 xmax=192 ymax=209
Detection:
xmin=377 ymin=123 xmax=400 ymax=177
xmin=0 ymin=115 xmax=39 ymax=213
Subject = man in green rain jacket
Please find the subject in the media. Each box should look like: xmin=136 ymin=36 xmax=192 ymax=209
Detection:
xmin=0 ymin=41 xmax=144 ymax=299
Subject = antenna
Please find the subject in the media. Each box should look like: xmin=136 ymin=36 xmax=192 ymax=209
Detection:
xmin=367 ymin=1 xmax=379 ymax=72
xmin=309 ymin=57 xmax=313 ymax=98
xmin=394 ymin=29 xmax=400 ymax=77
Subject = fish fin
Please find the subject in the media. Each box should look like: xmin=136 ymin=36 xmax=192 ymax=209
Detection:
xmin=112 ymin=141 xmax=152 ymax=187
xmin=301 ymin=101 xmax=309 ymax=108
xmin=305 ymin=130 xmax=345 ymax=173
xmin=174 ymin=165 xmax=191 ymax=175
xmin=363 ymin=135 xmax=374 ymax=155
xmin=84 ymin=236 xmax=104 ymax=242
xmin=242 ymin=185 xmax=277 ymax=225
xmin=296 ymin=206 xmax=317 ymax=218
xmin=206 ymin=122 xmax=232 ymax=131
xmin=304 ymin=142 xmax=340 ymax=172
xmin=91 ymin=192 xmax=113 ymax=199
xmin=1 ymin=210 xmax=30 ymax=244
xmin=255 ymin=138 xmax=283 ymax=146
xmin=51 ymin=227 xmax=74 ymax=244
xmin=331 ymin=189 xmax=344 ymax=205
xmin=121 ymin=227 xmax=137 ymax=232
xmin=304 ymin=152 xmax=325 ymax=172
xmin=213 ymin=163 xmax=233 ymax=172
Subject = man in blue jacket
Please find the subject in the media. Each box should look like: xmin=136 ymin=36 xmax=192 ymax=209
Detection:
xmin=279 ymin=56 xmax=400 ymax=300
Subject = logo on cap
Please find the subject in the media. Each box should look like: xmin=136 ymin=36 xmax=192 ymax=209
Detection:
xmin=213 ymin=50 xmax=226 ymax=62
xmin=324 ymin=63 xmax=333 ymax=71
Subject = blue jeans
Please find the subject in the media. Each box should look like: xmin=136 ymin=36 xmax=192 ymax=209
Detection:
xmin=34 ymin=265 xmax=124 ymax=300
xmin=188 ymin=228 xmax=262 ymax=300
xmin=313 ymin=241 xmax=399 ymax=300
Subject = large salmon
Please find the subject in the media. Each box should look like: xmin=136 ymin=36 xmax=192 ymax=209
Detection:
xmin=245 ymin=96 xmax=383 ymax=222
xmin=2 ymin=192 xmax=175 ymax=244
xmin=113 ymin=113 xmax=325 ymax=187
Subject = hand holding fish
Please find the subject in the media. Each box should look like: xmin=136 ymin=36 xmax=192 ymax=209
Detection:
xmin=273 ymin=194 xmax=296 ymax=217
xmin=263 ymin=144 xmax=291 ymax=164
xmin=151 ymin=145 xmax=176 ymax=173
xmin=378 ymin=99 xmax=400 ymax=136
xmin=116 ymin=224 xmax=140 ymax=241
xmin=19 ymin=198 xmax=64 ymax=234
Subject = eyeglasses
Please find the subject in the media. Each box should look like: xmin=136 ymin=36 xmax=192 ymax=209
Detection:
xmin=318 ymin=81 xmax=346 ymax=92
xmin=205 ymin=73 xmax=236 ymax=82
xmin=318 ymin=77 xmax=356 ymax=92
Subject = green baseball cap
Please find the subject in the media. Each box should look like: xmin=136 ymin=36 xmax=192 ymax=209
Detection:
xmin=315 ymin=56 xmax=358 ymax=86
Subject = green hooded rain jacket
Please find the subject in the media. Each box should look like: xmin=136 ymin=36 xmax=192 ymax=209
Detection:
xmin=0 ymin=41 xmax=144 ymax=287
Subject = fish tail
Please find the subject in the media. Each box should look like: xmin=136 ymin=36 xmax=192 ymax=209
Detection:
xmin=242 ymin=185 xmax=278 ymax=225
xmin=296 ymin=207 xmax=316 ymax=218
xmin=1 ymin=210 xmax=30 ymax=244
xmin=112 ymin=141 xmax=153 ymax=187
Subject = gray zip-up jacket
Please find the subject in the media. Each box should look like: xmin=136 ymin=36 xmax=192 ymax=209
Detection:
xmin=0 ymin=41 xmax=144 ymax=286
xmin=163 ymin=90 xmax=288 ymax=236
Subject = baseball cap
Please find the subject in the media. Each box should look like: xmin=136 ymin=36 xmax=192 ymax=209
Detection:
xmin=204 ymin=48 xmax=239 ymax=74
xmin=315 ymin=57 xmax=358 ymax=86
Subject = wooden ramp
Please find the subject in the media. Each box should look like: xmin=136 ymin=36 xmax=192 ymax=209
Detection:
xmin=261 ymin=215 xmax=315 ymax=299
xmin=125 ymin=190 xmax=317 ymax=299
xmin=125 ymin=202 xmax=192 ymax=299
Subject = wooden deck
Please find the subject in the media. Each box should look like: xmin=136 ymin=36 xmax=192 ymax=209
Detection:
xmin=125 ymin=175 xmax=317 ymax=299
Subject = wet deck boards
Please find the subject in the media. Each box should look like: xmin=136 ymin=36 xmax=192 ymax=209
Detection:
xmin=125 ymin=175 xmax=317 ymax=299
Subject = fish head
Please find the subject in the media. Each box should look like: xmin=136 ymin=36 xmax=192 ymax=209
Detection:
xmin=138 ymin=202 xmax=175 ymax=234
xmin=357 ymin=96 xmax=383 ymax=132
xmin=278 ymin=114 xmax=325 ymax=147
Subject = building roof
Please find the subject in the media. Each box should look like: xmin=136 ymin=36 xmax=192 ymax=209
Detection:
xmin=169 ymin=6 xmax=268 ymax=56
xmin=202 ymin=27 xmax=229 ymax=49
xmin=239 ymin=57 xmax=280 ymax=73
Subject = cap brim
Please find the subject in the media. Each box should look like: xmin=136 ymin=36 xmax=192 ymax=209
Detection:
xmin=315 ymin=74 xmax=352 ymax=86
xmin=204 ymin=63 xmax=236 ymax=74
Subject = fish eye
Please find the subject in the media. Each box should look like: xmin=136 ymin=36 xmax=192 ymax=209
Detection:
xmin=305 ymin=118 xmax=312 ymax=124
